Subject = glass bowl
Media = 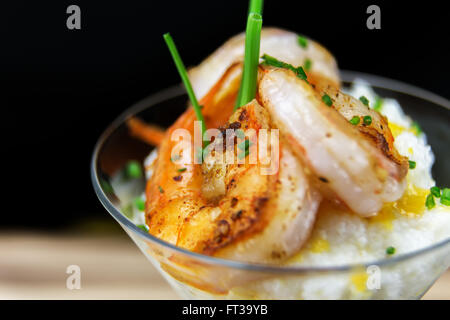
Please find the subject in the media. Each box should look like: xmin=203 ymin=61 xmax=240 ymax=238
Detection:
xmin=91 ymin=71 xmax=450 ymax=299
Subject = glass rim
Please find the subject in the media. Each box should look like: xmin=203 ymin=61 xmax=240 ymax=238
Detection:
xmin=91 ymin=70 xmax=450 ymax=274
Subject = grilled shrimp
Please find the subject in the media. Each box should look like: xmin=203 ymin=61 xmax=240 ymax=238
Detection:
xmin=258 ymin=67 xmax=407 ymax=216
xmin=188 ymin=27 xmax=340 ymax=100
xmin=146 ymin=98 xmax=320 ymax=263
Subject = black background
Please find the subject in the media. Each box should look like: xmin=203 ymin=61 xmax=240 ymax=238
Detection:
xmin=2 ymin=1 xmax=449 ymax=229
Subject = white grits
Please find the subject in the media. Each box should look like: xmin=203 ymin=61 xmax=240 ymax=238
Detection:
xmin=129 ymin=80 xmax=450 ymax=299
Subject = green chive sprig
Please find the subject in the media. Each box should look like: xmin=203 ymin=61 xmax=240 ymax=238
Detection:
xmin=408 ymin=160 xmax=416 ymax=169
xmin=163 ymin=33 xmax=206 ymax=137
xmin=235 ymin=13 xmax=263 ymax=111
xmin=248 ymin=0 xmax=263 ymax=15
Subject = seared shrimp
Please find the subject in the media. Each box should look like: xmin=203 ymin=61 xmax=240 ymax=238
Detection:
xmin=145 ymin=63 xmax=241 ymax=242
xmin=146 ymin=99 xmax=320 ymax=263
xmin=258 ymin=67 xmax=407 ymax=216
xmin=188 ymin=27 xmax=340 ymax=100
xmin=316 ymin=84 xmax=409 ymax=179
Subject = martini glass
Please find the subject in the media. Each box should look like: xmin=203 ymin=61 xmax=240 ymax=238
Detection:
xmin=91 ymin=71 xmax=450 ymax=299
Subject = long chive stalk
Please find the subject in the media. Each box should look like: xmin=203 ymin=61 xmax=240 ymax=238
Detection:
xmin=163 ymin=33 xmax=206 ymax=137
xmin=248 ymin=0 xmax=264 ymax=15
xmin=234 ymin=13 xmax=262 ymax=111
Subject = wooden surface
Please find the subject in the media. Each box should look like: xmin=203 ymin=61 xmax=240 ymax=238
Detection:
xmin=1 ymin=231 xmax=448 ymax=300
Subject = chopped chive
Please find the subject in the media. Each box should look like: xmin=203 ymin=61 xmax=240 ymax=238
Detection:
xmin=359 ymin=96 xmax=370 ymax=106
xmin=235 ymin=13 xmax=263 ymax=111
xmin=321 ymin=94 xmax=332 ymax=107
xmin=248 ymin=0 xmax=263 ymax=15
xmin=177 ymin=167 xmax=187 ymax=173
xmin=238 ymin=139 xmax=252 ymax=151
xmin=349 ymin=116 xmax=360 ymax=125
xmin=238 ymin=138 xmax=252 ymax=159
xmin=363 ymin=115 xmax=372 ymax=125
xmin=100 ymin=178 xmax=114 ymax=194
xmin=304 ymin=58 xmax=312 ymax=71
xmin=425 ymin=193 xmax=436 ymax=210
xmin=158 ymin=186 xmax=164 ymax=193
xmin=163 ymin=33 xmax=206 ymax=138
xmin=373 ymin=97 xmax=383 ymax=111
xmin=386 ymin=246 xmax=396 ymax=255
xmin=133 ymin=197 xmax=145 ymax=211
xmin=441 ymin=188 xmax=450 ymax=206
xmin=261 ymin=54 xmax=289 ymax=68
xmin=261 ymin=54 xmax=308 ymax=81
xmin=430 ymin=186 xmax=441 ymax=198
xmin=125 ymin=160 xmax=143 ymax=179
xmin=261 ymin=55 xmax=282 ymax=71
xmin=137 ymin=224 xmax=148 ymax=232
xmin=411 ymin=121 xmax=422 ymax=136
xmin=122 ymin=203 xmax=134 ymax=219
xmin=408 ymin=160 xmax=416 ymax=169
xmin=295 ymin=66 xmax=307 ymax=80
xmin=297 ymin=35 xmax=308 ymax=48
